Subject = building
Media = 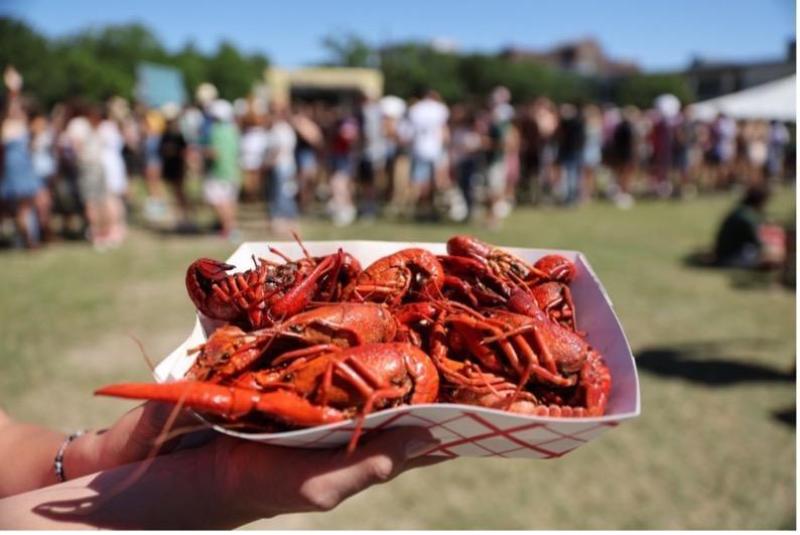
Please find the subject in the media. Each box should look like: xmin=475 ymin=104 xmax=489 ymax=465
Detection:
xmin=684 ymin=40 xmax=796 ymax=101
xmin=265 ymin=67 xmax=383 ymax=107
xmin=500 ymin=38 xmax=639 ymax=77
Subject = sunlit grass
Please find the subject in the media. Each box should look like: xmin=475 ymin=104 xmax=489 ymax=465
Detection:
xmin=0 ymin=187 xmax=794 ymax=529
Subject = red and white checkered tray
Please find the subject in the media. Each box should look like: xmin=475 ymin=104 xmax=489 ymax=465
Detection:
xmin=154 ymin=241 xmax=640 ymax=459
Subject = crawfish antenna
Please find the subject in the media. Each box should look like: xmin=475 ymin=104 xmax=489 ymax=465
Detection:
xmin=293 ymin=231 xmax=312 ymax=260
xmin=128 ymin=333 xmax=156 ymax=373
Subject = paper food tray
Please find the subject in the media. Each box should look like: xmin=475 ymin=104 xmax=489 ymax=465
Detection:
xmin=154 ymin=241 xmax=640 ymax=459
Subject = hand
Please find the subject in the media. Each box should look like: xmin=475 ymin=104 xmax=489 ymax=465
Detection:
xmin=0 ymin=424 xmax=445 ymax=529
xmin=3 ymin=66 xmax=22 ymax=92
xmin=213 ymin=426 xmax=443 ymax=520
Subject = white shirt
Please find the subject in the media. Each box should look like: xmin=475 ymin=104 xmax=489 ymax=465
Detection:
xmin=267 ymin=121 xmax=297 ymax=171
xmin=98 ymin=120 xmax=127 ymax=194
xmin=240 ymin=127 xmax=269 ymax=170
xmin=408 ymin=98 xmax=449 ymax=161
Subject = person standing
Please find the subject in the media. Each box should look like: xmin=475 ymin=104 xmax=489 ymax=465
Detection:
xmin=327 ymin=107 xmax=359 ymax=227
xmin=0 ymin=67 xmax=42 ymax=248
xmin=28 ymin=111 xmax=55 ymax=242
xmin=159 ymin=110 xmax=191 ymax=225
xmin=98 ymin=108 xmax=128 ymax=246
xmin=65 ymin=104 xmax=112 ymax=250
xmin=356 ymin=92 xmax=387 ymax=219
xmin=610 ymin=106 xmax=638 ymax=208
xmin=203 ymin=99 xmax=241 ymax=241
xmin=264 ymin=102 xmax=299 ymax=237
xmin=291 ymin=103 xmax=323 ymax=212
xmin=408 ymin=89 xmax=449 ymax=220
xmin=555 ymin=103 xmax=585 ymax=206
xmin=767 ymin=120 xmax=790 ymax=181
xmin=516 ymin=101 xmax=543 ymax=205
xmin=581 ymin=104 xmax=603 ymax=204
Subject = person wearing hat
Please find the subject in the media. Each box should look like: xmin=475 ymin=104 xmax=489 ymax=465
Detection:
xmin=203 ymin=99 xmax=241 ymax=241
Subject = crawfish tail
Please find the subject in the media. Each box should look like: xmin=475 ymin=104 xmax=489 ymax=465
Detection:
xmin=95 ymin=382 xmax=345 ymax=426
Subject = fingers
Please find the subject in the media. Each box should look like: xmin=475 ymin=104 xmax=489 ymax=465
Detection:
xmin=296 ymin=427 xmax=442 ymax=512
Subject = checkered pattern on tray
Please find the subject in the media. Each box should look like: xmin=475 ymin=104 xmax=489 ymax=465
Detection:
xmin=238 ymin=407 xmax=620 ymax=459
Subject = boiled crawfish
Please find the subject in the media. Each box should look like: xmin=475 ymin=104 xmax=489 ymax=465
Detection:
xmin=97 ymin=342 xmax=439 ymax=452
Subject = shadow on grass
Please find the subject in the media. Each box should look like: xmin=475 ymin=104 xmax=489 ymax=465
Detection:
xmin=682 ymin=249 xmax=792 ymax=291
xmin=772 ymin=407 xmax=796 ymax=428
xmin=635 ymin=341 xmax=795 ymax=386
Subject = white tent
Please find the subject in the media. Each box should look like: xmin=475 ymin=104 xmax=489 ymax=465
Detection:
xmin=690 ymin=75 xmax=796 ymax=122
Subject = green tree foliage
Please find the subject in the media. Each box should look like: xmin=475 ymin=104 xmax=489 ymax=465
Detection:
xmin=321 ymin=32 xmax=691 ymax=106
xmin=614 ymin=73 xmax=695 ymax=108
xmin=0 ymin=17 xmax=270 ymax=107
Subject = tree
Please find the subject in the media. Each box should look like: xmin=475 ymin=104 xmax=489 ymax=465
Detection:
xmin=615 ymin=73 xmax=694 ymax=108
xmin=0 ymin=17 xmax=270 ymax=107
xmin=321 ymin=33 xmax=376 ymax=68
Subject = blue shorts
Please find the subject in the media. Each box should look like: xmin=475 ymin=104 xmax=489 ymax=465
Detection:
xmin=411 ymin=157 xmax=435 ymax=184
xmin=297 ymin=148 xmax=317 ymax=174
xmin=330 ymin=154 xmax=353 ymax=175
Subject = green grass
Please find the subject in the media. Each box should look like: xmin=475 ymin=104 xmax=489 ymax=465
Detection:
xmin=0 ymin=189 xmax=795 ymax=529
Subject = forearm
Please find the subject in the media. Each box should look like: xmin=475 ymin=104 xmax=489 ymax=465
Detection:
xmin=0 ymin=418 xmax=67 ymax=496
xmin=0 ymin=446 xmax=251 ymax=530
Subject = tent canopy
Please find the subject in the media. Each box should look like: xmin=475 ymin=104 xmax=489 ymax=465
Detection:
xmin=690 ymin=75 xmax=796 ymax=122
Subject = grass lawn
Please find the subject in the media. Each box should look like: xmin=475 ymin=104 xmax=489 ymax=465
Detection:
xmin=0 ymin=188 xmax=795 ymax=529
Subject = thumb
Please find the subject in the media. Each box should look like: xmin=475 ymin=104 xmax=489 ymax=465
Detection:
xmin=301 ymin=427 xmax=441 ymax=512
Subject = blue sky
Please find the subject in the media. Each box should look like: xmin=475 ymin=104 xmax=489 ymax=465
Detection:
xmin=2 ymin=0 xmax=795 ymax=71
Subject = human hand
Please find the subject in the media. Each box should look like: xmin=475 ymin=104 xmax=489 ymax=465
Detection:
xmin=2 ymin=424 xmax=445 ymax=529
xmin=211 ymin=426 xmax=444 ymax=522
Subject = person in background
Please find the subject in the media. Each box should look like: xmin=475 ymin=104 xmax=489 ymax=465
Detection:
xmin=327 ymin=107 xmax=359 ymax=227
xmin=203 ymin=99 xmax=241 ymax=242
xmin=98 ymin=103 xmax=128 ymax=247
xmin=581 ymin=103 xmax=603 ymax=203
xmin=141 ymin=107 xmax=167 ymax=221
xmin=291 ymin=103 xmax=323 ymax=212
xmin=449 ymin=104 xmax=483 ymax=221
xmin=712 ymin=113 xmax=737 ymax=189
xmin=516 ymin=101 xmax=543 ymax=205
xmin=356 ymin=91 xmax=387 ymax=219
xmin=766 ymin=120 xmax=790 ymax=182
xmin=649 ymin=108 xmax=674 ymax=198
xmin=671 ymin=106 xmax=699 ymax=198
xmin=158 ymin=106 xmax=191 ymax=226
xmin=484 ymin=86 xmax=514 ymax=226
xmin=535 ymin=97 xmax=560 ymax=204
xmin=264 ymin=101 xmax=299 ymax=237
xmin=744 ymin=120 xmax=768 ymax=186
xmin=65 ymin=104 xmax=112 ymax=250
xmin=713 ymin=185 xmax=784 ymax=269
xmin=609 ymin=106 xmax=637 ymax=209
xmin=0 ymin=67 xmax=42 ymax=248
xmin=238 ymin=111 xmax=269 ymax=202
xmin=408 ymin=89 xmax=449 ymax=221
xmin=28 ymin=110 xmax=55 ymax=242
xmin=555 ymin=103 xmax=585 ymax=207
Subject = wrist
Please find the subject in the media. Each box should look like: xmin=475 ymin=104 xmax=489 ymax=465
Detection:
xmin=62 ymin=430 xmax=105 ymax=480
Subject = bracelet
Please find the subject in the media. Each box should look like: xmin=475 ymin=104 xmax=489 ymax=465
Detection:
xmin=54 ymin=430 xmax=86 ymax=483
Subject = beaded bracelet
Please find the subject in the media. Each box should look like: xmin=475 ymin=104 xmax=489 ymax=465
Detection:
xmin=54 ymin=430 xmax=86 ymax=482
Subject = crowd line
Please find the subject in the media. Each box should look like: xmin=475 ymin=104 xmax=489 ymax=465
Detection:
xmin=0 ymin=71 xmax=794 ymax=250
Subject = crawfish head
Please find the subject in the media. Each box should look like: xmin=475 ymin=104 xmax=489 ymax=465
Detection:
xmin=533 ymin=255 xmax=576 ymax=284
xmin=446 ymin=235 xmax=535 ymax=283
xmin=185 ymin=258 xmax=241 ymax=322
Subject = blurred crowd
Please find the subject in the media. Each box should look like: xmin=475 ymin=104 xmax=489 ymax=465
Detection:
xmin=1 ymin=65 xmax=795 ymax=250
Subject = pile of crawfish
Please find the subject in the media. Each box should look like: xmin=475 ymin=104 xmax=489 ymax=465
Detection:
xmin=96 ymin=235 xmax=611 ymax=451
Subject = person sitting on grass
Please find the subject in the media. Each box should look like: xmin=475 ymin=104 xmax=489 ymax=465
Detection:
xmin=713 ymin=185 xmax=785 ymax=269
xmin=0 ymin=403 xmax=442 ymax=529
